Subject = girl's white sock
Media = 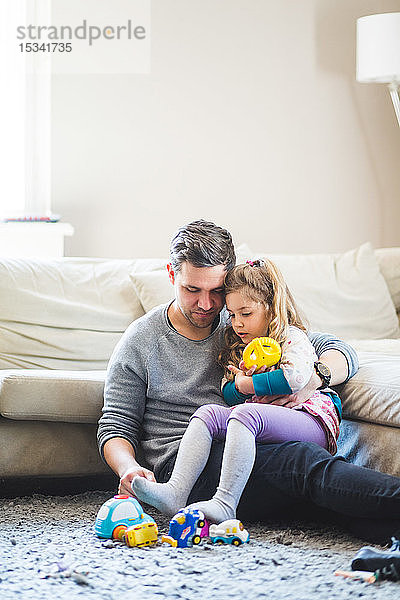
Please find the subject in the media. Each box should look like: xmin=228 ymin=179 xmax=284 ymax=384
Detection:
xmin=132 ymin=417 xmax=212 ymax=516
xmin=186 ymin=418 xmax=256 ymax=523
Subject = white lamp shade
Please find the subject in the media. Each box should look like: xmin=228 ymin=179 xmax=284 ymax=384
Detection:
xmin=357 ymin=13 xmax=400 ymax=83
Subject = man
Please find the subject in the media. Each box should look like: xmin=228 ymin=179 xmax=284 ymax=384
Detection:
xmin=98 ymin=220 xmax=400 ymax=543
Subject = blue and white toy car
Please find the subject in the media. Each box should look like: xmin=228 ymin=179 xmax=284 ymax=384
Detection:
xmin=95 ymin=495 xmax=156 ymax=540
xmin=209 ymin=519 xmax=250 ymax=546
xmin=161 ymin=508 xmax=209 ymax=548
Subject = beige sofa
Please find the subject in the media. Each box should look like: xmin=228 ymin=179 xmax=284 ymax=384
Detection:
xmin=1 ymin=243 xmax=399 ymax=483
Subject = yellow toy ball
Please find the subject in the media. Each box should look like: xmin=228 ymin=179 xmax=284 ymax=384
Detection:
xmin=242 ymin=337 xmax=281 ymax=370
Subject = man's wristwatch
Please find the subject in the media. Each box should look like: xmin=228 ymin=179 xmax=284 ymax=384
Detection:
xmin=314 ymin=361 xmax=331 ymax=389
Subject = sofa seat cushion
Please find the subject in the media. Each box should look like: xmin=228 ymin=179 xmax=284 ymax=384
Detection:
xmin=335 ymin=340 xmax=400 ymax=428
xmin=0 ymin=370 xmax=105 ymax=423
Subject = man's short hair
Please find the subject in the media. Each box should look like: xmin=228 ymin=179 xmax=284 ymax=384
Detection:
xmin=170 ymin=220 xmax=236 ymax=273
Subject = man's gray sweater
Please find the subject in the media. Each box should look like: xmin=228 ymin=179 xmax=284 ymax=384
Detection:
xmin=97 ymin=303 xmax=358 ymax=474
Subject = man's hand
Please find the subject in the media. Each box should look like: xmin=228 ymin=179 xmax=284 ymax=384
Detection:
xmin=247 ymin=369 xmax=321 ymax=409
xmin=119 ymin=466 xmax=156 ymax=496
xmin=103 ymin=437 xmax=156 ymax=496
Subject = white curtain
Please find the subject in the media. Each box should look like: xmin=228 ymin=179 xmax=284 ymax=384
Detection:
xmin=0 ymin=0 xmax=51 ymax=218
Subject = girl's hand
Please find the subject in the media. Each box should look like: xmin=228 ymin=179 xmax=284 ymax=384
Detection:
xmin=238 ymin=360 xmax=267 ymax=377
xmin=228 ymin=365 xmax=255 ymax=395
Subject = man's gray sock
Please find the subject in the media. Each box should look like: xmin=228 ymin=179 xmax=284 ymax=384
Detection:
xmin=132 ymin=417 xmax=212 ymax=516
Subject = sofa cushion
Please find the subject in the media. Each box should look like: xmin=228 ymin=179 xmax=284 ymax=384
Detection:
xmin=260 ymin=243 xmax=400 ymax=340
xmin=375 ymin=247 xmax=400 ymax=313
xmin=334 ymin=340 xmax=400 ymax=428
xmin=0 ymin=370 xmax=105 ymax=423
xmin=0 ymin=257 xmax=166 ymax=370
xmin=130 ymin=270 xmax=173 ymax=313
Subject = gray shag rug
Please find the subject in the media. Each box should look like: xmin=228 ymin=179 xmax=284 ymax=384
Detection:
xmin=0 ymin=490 xmax=399 ymax=599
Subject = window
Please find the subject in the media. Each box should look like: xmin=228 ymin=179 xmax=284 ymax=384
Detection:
xmin=0 ymin=0 xmax=51 ymax=218
xmin=111 ymin=503 xmax=140 ymax=522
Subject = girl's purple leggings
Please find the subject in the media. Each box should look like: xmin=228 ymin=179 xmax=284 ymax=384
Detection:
xmin=191 ymin=403 xmax=328 ymax=449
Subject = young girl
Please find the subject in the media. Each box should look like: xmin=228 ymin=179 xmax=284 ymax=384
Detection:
xmin=132 ymin=259 xmax=341 ymax=524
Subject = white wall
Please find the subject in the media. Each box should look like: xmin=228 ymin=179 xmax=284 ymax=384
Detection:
xmin=52 ymin=0 xmax=400 ymax=258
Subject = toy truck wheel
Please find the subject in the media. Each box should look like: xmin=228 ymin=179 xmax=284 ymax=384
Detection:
xmin=112 ymin=525 xmax=127 ymax=540
xmin=232 ymin=538 xmax=241 ymax=546
xmin=197 ymin=519 xmax=205 ymax=528
xmin=192 ymin=535 xmax=201 ymax=545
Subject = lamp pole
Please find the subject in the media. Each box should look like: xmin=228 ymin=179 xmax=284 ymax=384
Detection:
xmin=389 ymin=82 xmax=400 ymax=128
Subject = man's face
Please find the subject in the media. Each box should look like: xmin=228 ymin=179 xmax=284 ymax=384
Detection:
xmin=168 ymin=261 xmax=226 ymax=330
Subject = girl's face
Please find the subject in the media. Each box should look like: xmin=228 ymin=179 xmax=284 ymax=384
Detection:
xmin=226 ymin=290 xmax=270 ymax=343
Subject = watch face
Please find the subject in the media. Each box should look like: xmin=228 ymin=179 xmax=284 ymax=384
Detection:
xmin=318 ymin=363 xmax=330 ymax=378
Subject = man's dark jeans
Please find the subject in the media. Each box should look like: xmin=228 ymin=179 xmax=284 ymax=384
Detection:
xmin=156 ymin=440 xmax=400 ymax=544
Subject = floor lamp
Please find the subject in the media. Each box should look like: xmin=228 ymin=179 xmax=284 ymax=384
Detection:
xmin=356 ymin=12 xmax=400 ymax=128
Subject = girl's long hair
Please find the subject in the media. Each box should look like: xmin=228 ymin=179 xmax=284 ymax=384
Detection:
xmin=219 ymin=259 xmax=308 ymax=381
